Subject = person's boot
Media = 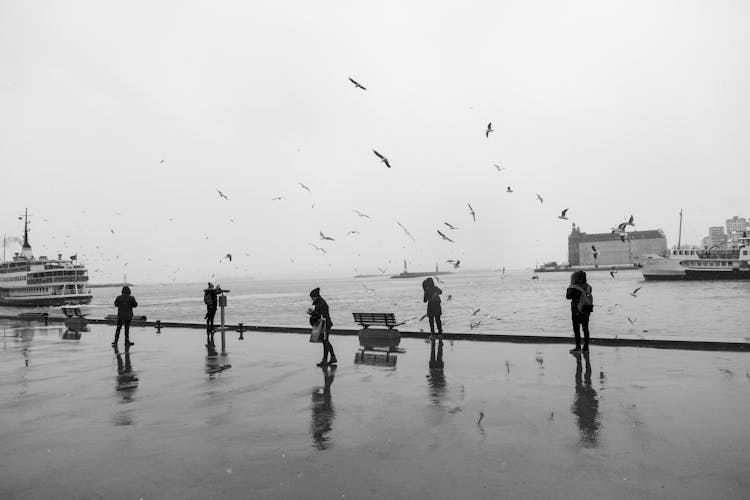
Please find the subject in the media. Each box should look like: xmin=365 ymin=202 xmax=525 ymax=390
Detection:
xmin=125 ymin=337 xmax=134 ymax=346
xmin=328 ymin=355 xmax=338 ymax=365
xmin=316 ymin=358 xmax=328 ymax=367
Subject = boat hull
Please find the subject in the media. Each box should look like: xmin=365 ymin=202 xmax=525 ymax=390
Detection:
xmin=644 ymin=269 xmax=750 ymax=280
xmin=0 ymin=295 xmax=93 ymax=307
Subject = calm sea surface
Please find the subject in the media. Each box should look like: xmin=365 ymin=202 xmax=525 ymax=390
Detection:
xmin=2 ymin=270 xmax=747 ymax=342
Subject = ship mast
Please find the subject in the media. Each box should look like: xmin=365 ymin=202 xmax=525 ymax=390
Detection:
xmin=20 ymin=208 xmax=33 ymax=259
xmin=677 ymin=209 xmax=683 ymax=249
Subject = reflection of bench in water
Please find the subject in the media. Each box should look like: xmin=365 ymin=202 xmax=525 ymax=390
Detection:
xmin=18 ymin=312 xmax=49 ymax=325
xmin=354 ymin=349 xmax=398 ymax=367
xmin=352 ymin=312 xmax=401 ymax=350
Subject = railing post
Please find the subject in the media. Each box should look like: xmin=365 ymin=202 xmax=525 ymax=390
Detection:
xmin=238 ymin=322 xmax=244 ymax=340
xmin=156 ymin=320 xmax=162 ymax=334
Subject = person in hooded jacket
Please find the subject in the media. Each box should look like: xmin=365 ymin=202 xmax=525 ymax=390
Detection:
xmin=113 ymin=285 xmax=138 ymax=347
xmin=422 ymin=278 xmax=443 ymax=338
xmin=566 ymin=270 xmax=593 ymax=353
xmin=203 ymin=283 xmax=220 ymax=346
xmin=308 ymin=287 xmax=337 ymax=366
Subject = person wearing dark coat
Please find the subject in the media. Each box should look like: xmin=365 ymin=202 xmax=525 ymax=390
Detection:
xmin=422 ymin=278 xmax=443 ymax=337
xmin=203 ymin=283 xmax=221 ymax=346
xmin=566 ymin=270 xmax=593 ymax=352
xmin=309 ymin=287 xmax=337 ymax=366
xmin=113 ymin=285 xmax=138 ymax=347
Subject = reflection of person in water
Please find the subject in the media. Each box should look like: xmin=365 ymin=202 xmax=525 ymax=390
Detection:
xmin=427 ymin=338 xmax=446 ymax=404
xmin=311 ymin=365 xmax=336 ymax=450
xmin=114 ymin=346 xmax=139 ymax=402
xmin=571 ymin=351 xmax=600 ymax=447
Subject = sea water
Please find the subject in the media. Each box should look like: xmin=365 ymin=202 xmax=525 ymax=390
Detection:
xmin=4 ymin=269 xmax=745 ymax=342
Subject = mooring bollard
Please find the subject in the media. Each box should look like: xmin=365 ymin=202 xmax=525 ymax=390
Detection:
xmin=238 ymin=322 xmax=244 ymax=340
xmin=156 ymin=320 xmax=162 ymax=334
xmin=218 ymin=289 xmax=230 ymax=353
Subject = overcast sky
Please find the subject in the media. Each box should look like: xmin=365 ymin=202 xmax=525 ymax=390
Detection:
xmin=2 ymin=0 xmax=749 ymax=283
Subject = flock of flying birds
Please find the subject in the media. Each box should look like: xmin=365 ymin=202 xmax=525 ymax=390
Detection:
xmin=201 ymin=76 xmax=647 ymax=332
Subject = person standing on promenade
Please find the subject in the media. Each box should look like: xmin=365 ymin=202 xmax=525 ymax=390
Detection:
xmin=422 ymin=278 xmax=443 ymax=338
xmin=203 ymin=283 xmax=220 ymax=346
xmin=308 ymin=287 xmax=337 ymax=366
xmin=113 ymin=285 xmax=138 ymax=347
xmin=566 ymin=270 xmax=594 ymax=353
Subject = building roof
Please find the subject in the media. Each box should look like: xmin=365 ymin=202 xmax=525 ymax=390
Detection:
xmin=570 ymin=229 xmax=665 ymax=243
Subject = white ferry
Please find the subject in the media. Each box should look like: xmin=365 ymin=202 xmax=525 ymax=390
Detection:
xmin=0 ymin=211 xmax=92 ymax=306
xmin=641 ymin=236 xmax=750 ymax=280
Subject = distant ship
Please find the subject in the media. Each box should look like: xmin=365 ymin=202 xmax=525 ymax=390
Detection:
xmin=390 ymin=260 xmax=453 ymax=279
xmin=0 ymin=209 xmax=92 ymax=306
xmin=641 ymin=211 xmax=750 ymax=280
xmin=641 ymin=236 xmax=750 ymax=280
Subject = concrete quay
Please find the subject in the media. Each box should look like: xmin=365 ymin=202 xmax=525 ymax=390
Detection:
xmin=1 ymin=320 xmax=749 ymax=499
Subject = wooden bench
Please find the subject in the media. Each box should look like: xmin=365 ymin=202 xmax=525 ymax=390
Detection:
xmin=62 ymin=307 xmax=87 ymax=318
xmin=105 ymin=315 xmax=147 ymax=323
xmin=352 ymin=312 xmax=398 ymax=329
xmin=352 ymin=312 xmax=401 ymax=350
xmin=18 ymin=312 xmax=49 ymax=325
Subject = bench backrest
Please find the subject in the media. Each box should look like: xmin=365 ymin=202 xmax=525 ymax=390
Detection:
xmin=62 ymin=307 xmax=82 ymax=317
xmin=352 ymin=312 xmax=397 ymax=328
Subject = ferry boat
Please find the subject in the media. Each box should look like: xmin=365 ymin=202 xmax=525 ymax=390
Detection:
xmin=390 ymin=260 xmax=453 ymax=279
xmin=0 ymin=210 xmax=92 ymax=306
xmin=641 ymin=236 xmax=750 ymax=280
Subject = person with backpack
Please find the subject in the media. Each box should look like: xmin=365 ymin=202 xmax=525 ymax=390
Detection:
xmin=422 ymin=278 xmax=443 ymax=338
xmin=204 ymin=283 xmax=221 ymax=346
xmin=566 ymin=270 xmax=594 ymax=353
xmin=113 ymin=285 xmax=138 ymax=347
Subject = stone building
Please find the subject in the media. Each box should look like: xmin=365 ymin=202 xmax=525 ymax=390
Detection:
xmin=568 ymin=224 xmax=668 ymax=267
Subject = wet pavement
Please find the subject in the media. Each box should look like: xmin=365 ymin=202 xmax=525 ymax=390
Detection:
xmin=1 ymin=320 xmax=749 ymax=499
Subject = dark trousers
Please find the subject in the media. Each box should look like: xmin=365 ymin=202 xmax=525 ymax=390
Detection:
xmin=572 ymin=311 xmax=591 ymax=349
xmin=428 ymin=314 xmax=442 ymax=334
xmin=114 ymin=319 xmax=131 ymax=342
xmin=321 ymin=325 xmax=336 ymax=362
xmin=206 ymin=307 xmax=217 ymax=334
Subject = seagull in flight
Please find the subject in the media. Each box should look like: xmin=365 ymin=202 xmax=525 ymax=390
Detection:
xmin=609 ymin=270 xmax=618 ymax=278
xmin=353 ymin=210 xmax=371 ymax=218
xmin=372 ymin=149 xmax=391 ymax=168
xmin=493 ymin=164 xmax=506 ymax=172
xmin=396 ymin=221 xmax=415 ymax=241
xmin=470 ymin=320 xmax=482 ymax=330
xmin=467 ymin=203 xmax=476 ymax=222
xmin=536 ymin=194 xmax=543 ymax=204
xmin=485 ymin=122 xmax=493 ymax=138
xmin=447 ymin=259 xmax=461 ymax=269
xmin=160 ymin=159 xmax=165 ymax=164
xmin=592 ymin=245 xmax=600 ymax=260
xmin=377 ymin=267 xmax=388 ymax=274
xmin=298 ymin=182 xmax=311 ymax=193
xmin=443 ymin=222 xmax=459 ymax=230
xmin=347 ymin=230 xmax=359 ymax=236
xmin=506 ymin=186 xmax=513 ymax=193
xmin=629 ymin=287 xmax=642 ymax=297
xmin=558 ymin=208 xmax=569 ymax=220
xmin=437 ymin=229 xmax=454 ymax=242
xmin=309 ymin=243 xmax=327 ymax=254
xmin=627 ymin=316 xmax=636 ymax=325
xmin=271 ymin=196 xmax=285 ymax=201
xmin=224 ymin=253 xmax=232 ymax=262
xmin=348 ymin=77 xmax=367 ymax=90
xmin=471 ymin=307 xmax=481 ymax=316
xmin=216 ymin=189 xmax=229 ymax=200
xmin=319 ymin=231 xmax=335 ymax=241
